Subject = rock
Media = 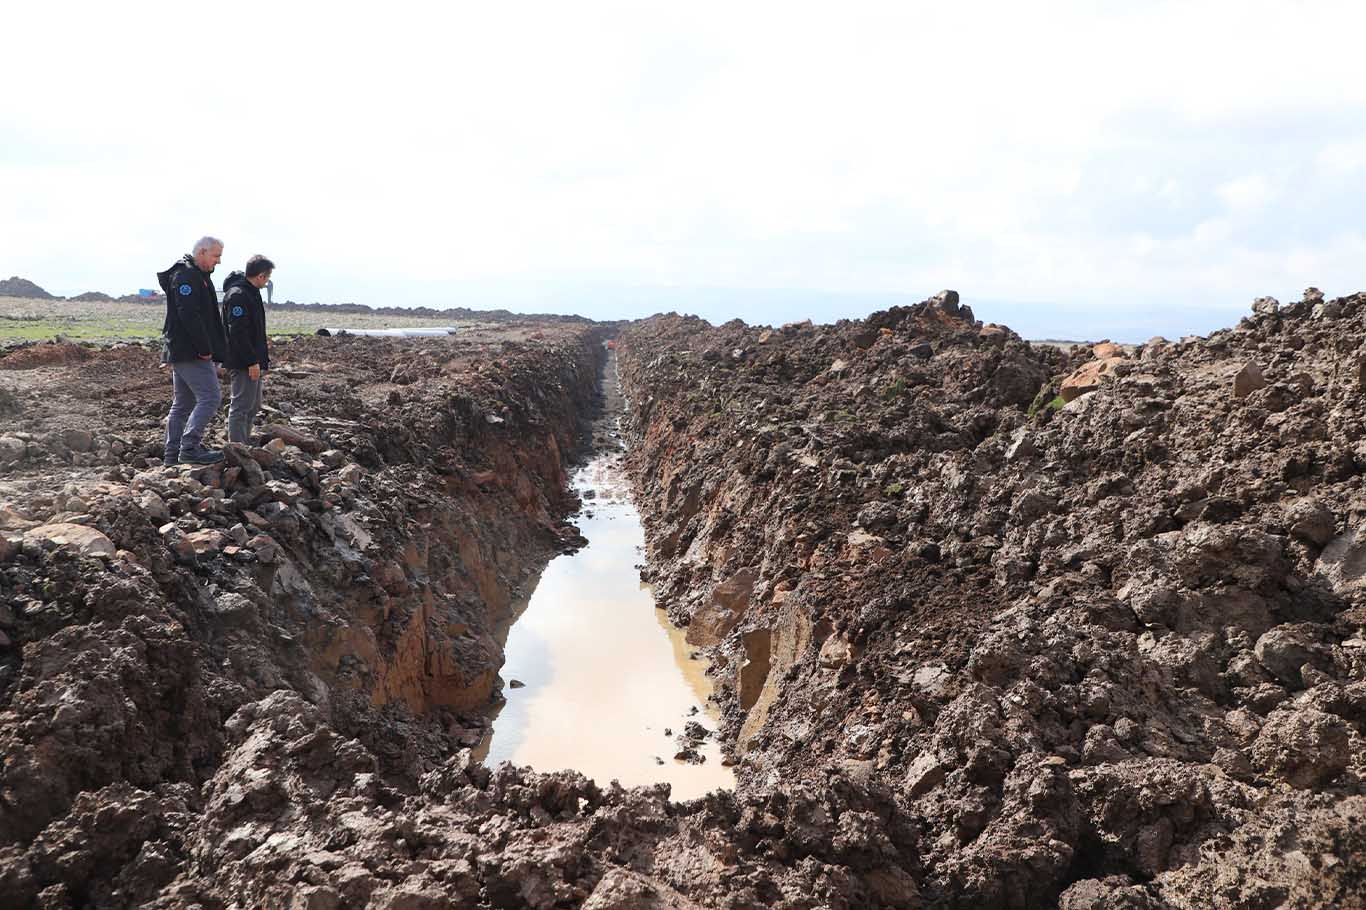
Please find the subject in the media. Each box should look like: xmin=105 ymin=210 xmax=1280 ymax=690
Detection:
xmin=1313 ymin=301 xmax=1342 ymax=320
xmin=930 ymin=289 xmax=960 ymax=316
xmin=337 ymin=464 xmax=365 ymax=485
xmin=137 ymin=491 xmax=170 ymax=522
xmin=1092 ymin=341 xmax=1123 ymax=359
xmin=905 ymin=749 xmax=950 ymax=797
xmin=262 ymin=423 xmax=324 ymax=453
xmin=508 ymin=679 xmax=525 ymax=689
xmin=818 ymin=634 xmax=856 ymax=669
xmin=1232 ymin=362 xmax=1268 ymax=398
xmin=685 ymin=568 xmax=756 ymax=646
xmin=1303 ymin=286 xmax=1325 ymax=306
xmin=61 ymin=428 xmax=94 ymax=452
xmin=829 ymin=359 xmax=850 ymax=374
xmin=1254 ymin=627 xmax=1327 ymax=688
xmin=24 ymin=522 xmax=115 ymax=558
xmin=582 ymin=867 xmax=704 ymax=910
xmin=1286 ymin=498 xmax=1335 ymax=546
xmin=0 ymin=534 xmax=17 ymax=563
xmin=1250 ymin=708 xmax=1349 ymax=788
xmin=1060 ymin=357 xmax=1126 ymax=402
xmin=1005 ymin=428 xmax=1038 ymax=461
xmin=0 ymin=436 xmax=26 ymax=464
xmin=247 ymin=534 xmax=281 ymax=564
xmin=181 ymin=529 xmax=228 ymax=556
xmin=1252 ymin=296 xmax=1280 ymax=316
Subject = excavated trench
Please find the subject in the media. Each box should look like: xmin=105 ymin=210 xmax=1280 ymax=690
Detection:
xmin=4 ymin=292 xmax=1366 ymax=908
xmin=476 ymin=354 xmax=735 ymax=799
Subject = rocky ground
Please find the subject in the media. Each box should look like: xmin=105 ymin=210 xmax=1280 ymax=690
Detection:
xmin=617 ymin=290 xmax=1366 ymax=908
xmin=1 ymin=289 xmax=1364 ymax=909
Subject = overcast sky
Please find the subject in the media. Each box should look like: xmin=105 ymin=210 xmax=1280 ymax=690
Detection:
xmin=4 ymin=1 xmax=1365 ymax=339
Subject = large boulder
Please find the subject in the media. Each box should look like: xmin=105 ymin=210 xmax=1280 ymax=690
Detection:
xmin=23 ymin=523 xmax=115 ymax=558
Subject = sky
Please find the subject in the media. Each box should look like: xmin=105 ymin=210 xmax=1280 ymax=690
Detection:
xmin=3 ymin=1 xmax=1366 ymax=340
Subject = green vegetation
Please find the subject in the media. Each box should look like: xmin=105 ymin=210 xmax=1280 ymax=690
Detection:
xmin=0 ymin=296 xmax=483 ymax=345
xmin=883 ymin=481 xmax=904 ymax=497
xmin=1026 ymin=386 xmax=1067 ymax=418
xmin=882 ymin=376 xmax=907 ymax=400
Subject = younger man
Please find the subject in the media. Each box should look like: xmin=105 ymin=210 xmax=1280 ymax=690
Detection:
xmin=221 ymin=255 xmax=275 ymax=444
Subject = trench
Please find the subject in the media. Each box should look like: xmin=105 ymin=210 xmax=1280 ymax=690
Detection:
xmin=473 ymin=352 xmax=736 ymax=800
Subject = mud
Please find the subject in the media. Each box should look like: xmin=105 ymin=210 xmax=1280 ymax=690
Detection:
xmin=1 ymin=288 xmax=1364 ymax=909
xmin=616 ymin=291 xmax=1366 ymax=908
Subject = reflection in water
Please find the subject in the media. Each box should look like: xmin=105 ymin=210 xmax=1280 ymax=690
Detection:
xmin=477 ymin=453 xmax=735 ymax=800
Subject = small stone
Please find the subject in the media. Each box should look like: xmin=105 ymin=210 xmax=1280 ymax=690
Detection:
xmin=1232 ymin=362 xmax=1268 ymax=398
xmin=61 ymin=428 xmax=94 ymax=452
xmin=262 ymin=423 xmax=324 ymax=453
xmin=247 ymin=534 xmax=280 ymax=564
xmin=337 ymin=464 xmax=365 ymax=485
xmin=1286 ymin=498 xmax=1335 ymax=547
xmin=1252 ymin=296 xmax=1280 ymax=316
xmin=508 ymin=679 xmax=525 ymax=689
xmin=182 ymin=529 xmax=228 ymax=556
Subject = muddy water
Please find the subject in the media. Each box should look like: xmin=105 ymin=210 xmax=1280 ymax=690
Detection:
xmin=477 ymin=449 xmax=735 ymax=800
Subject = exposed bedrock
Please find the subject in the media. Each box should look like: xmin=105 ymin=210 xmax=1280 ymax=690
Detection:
xmin=616 ymin=290 xmax=1366 ymax=908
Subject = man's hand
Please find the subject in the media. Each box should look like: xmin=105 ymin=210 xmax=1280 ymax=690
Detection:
xmin=248 ymin=364 xmax=261 ymax=381
xmin=199 ymin=354 xmax=212 ymax=360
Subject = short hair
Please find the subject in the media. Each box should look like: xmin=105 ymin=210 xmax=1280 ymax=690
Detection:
xmin=193 ymin=236 xmax=224 ymax=254
xmin=245 ymin=255 xmax=275 ymax=278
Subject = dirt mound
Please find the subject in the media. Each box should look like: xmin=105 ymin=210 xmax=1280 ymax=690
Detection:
xmin=70 ymin=291 xmax=114 ymax=302
xmin=616 ymin=288 xmax=1366 ymax=907
xmin=3 ymin=287 xmax=1365 ymax=908
xmin=0 ymin=277 xmax=54 ymax=299
xmin=0 ymin=342 xmax=93 ymax=370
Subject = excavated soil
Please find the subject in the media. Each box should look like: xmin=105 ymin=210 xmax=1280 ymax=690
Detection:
xmin=1 ymin=291 xmax=1364 ymax=909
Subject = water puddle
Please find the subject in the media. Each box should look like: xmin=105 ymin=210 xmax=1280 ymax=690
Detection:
xmin=476 ymin=450 xmax=735 ymax=800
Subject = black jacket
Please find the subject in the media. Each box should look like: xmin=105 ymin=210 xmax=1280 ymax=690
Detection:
xmin=157 ymin=255 xmax=227 ymax=363
xmin=221 ymin=271 xmax=270 ymax=371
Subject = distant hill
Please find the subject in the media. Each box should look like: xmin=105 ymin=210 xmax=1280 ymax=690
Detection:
xmin=71 ymin=291 xmax=115 ymax=302
xmin=0 ymin=276 xmax=55 ymax=299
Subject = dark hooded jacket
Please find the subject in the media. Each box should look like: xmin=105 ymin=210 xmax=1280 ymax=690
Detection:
xmin=220 ymin=271 xmax=270 ymax=372
xmin=157 ymin=254 xmax=227 ymax=363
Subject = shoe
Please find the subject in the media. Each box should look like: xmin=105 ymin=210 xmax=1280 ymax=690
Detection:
xmin=179 ymin=448 xmax=225 ymax=465
xmin=162 ymin=455 xmax=179 ymax=467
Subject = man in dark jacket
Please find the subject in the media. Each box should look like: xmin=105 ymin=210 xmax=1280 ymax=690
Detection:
xmin=157 ymin=236 xmax=228 ymax=465
xmin=221 ymin=254 xmax=275 ymax=444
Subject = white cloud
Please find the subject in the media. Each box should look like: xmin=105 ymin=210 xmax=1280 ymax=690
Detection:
xmin=1217 ymin=175 xmax=1277 ymax=213
xmin=1 ymin=0 xmax=1365 ymax=331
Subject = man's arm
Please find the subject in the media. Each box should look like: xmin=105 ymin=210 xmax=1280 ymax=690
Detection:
xmin=225 ymin=288 xmax=258 ymax=371
xmin=172 ymin=271 xmax=213 ymax=357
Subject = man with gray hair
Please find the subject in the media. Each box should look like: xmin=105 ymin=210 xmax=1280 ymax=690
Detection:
xmin=156 ymin=236 xmax=228 ymax=465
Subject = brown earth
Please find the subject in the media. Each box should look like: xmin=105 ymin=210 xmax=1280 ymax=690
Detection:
xmin=617 ymin=289 xmax=1366 ymax=908
xmin=0 ymin=289 xmax=1364 ymax=909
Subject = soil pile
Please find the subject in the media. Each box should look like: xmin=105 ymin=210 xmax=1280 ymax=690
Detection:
xmin=617 ymin=289 xmax=1366 ymax=908
xmin=2 ymin=288 xmax=1364 ymax=909
xmin=0 ymin=277 xmax=55 ymax=299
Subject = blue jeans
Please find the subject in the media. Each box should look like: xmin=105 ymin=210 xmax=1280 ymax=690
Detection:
xmin=165 ymin=360 xmax=221 ymax=457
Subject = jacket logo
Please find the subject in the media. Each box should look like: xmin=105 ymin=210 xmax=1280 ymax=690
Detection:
xmin=231 ymin=306 xmax=244 ymax=317
xmin=178 ymin=284 xmax=192 ymax=296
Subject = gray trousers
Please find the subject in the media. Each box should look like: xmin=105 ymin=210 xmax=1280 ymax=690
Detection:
xmin=165 ymin=359 xmax=221 ymax=457
xmin=227 ymin=369 xmax=263 ymax=444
